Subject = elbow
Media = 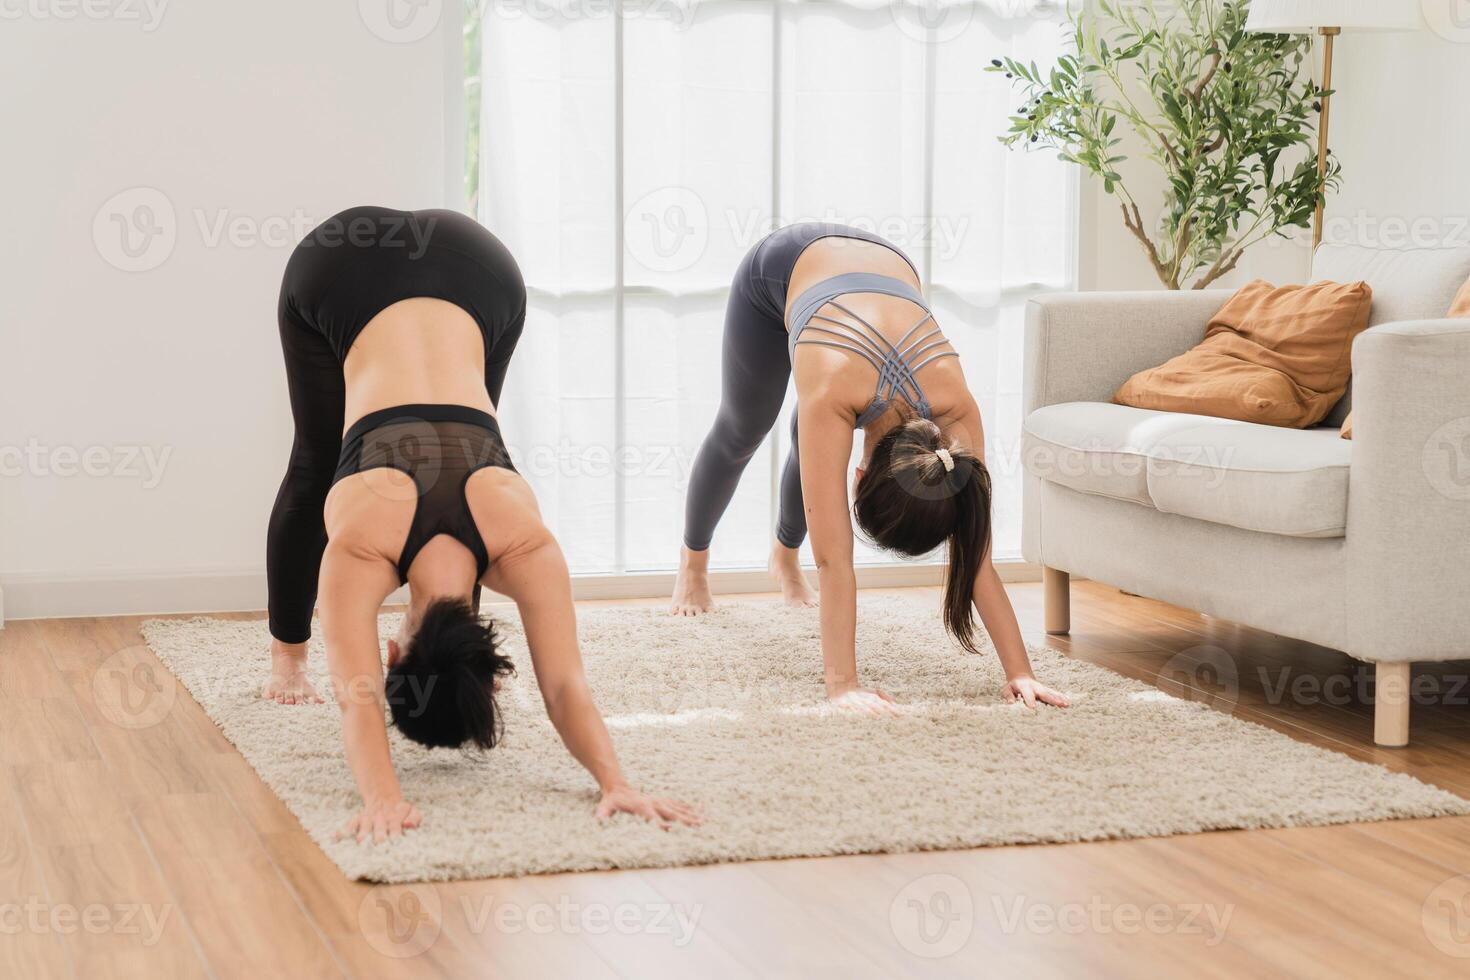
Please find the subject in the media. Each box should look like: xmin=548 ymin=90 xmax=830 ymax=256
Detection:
xmin=813 ymin=554 xmax=855 ymax=580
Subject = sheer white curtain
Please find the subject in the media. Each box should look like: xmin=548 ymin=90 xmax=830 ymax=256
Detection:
xmin=477 ymin=0 xmax=1076 ymax=574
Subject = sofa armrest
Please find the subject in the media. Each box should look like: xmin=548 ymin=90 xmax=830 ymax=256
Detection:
xmin=1346 ymin=318 xmax=1470 ymax=661
xmin=1023 ymin=290 xmax=1231 ymax=414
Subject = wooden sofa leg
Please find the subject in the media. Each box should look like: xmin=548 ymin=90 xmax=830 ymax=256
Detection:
xmin=1043 ymin=567 xmax=1070 ymax=635
xmin=1374 ymin=662 xmax=1411 ymax=748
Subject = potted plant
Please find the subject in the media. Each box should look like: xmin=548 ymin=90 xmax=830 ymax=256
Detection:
xmin=989 ymin=0 xmax=1336 ymax=289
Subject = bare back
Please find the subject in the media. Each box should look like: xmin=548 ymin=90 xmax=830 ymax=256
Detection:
xmin=342 ymin=297 xmax=496 ymax=429
xmin=327 ymin=297 xmax=544 ymax=583
xmin=786 ymin=238 xmax=975 ymax=433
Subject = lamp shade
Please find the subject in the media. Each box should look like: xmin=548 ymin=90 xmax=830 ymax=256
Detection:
xmin=1244 ymin=0 xmax=1421 ymax=32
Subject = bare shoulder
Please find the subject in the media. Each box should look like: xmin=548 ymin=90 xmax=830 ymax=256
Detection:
xmin=792 ymin=351 xmax=866 ymax=424
xmin=464 ymin=467 xmax=556 ymax=569
xmin=318 ymin=536 xmax=400 ymax=612
xmin=934 ymin=386 xmax=985 ymax=456
xmin=323 ymin=472 xmax=415 ymax=562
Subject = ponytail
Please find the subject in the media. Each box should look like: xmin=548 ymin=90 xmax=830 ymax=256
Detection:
xmin=853 ymin=416 xmax=993 ymax=655
xmin=940 ymin=455 xmax=992 ymax=655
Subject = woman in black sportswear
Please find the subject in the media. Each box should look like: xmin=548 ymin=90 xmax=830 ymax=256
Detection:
xmin=267 ymin=206 xmax=698 ymax=841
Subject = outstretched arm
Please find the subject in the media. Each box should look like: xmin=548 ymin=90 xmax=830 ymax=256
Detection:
xmin=486 ymin=534 xmax=700 ymax=827
xmin=798 ymin=403 xmax=896 ymax=712
xmin=317 ymin=543 xmax=422 ymax=841
xmin=971 ymin=548 xmax=1065 ymax=706
xmin=946 ymin=404 xmax=1069 ymax=708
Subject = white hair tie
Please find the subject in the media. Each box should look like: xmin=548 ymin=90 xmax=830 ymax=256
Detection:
xmin=935 ymin=447 xmax=955 ymax=473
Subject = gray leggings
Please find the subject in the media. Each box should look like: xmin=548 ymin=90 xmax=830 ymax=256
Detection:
xmin=682 ymin=222 xmax=899 ymax=551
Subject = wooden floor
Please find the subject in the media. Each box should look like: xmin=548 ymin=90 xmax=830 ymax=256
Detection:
xmin=3 ymin=581 xmax=1470 ymax=978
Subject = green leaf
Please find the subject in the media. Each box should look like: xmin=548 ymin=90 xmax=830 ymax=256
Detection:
xmin=989 ymin=0 xmax=1331 ymax=289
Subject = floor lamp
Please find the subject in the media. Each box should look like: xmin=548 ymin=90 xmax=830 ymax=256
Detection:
xmin=1244 ymin=0 xmax=1421 ymax=248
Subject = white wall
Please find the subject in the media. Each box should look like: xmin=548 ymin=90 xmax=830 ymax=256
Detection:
xmin=0 ymin=2 xmax=460 ymax=617
xmin=1323 ymin=22 xmax=1470 ymax=248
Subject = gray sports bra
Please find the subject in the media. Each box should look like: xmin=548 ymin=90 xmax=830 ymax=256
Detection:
xmin=787 ymin=271 xmax=958 ymax=427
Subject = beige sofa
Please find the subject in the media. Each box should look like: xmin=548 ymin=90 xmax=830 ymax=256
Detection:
xmin=1021 ymin=243 xmax=1470 ymax=746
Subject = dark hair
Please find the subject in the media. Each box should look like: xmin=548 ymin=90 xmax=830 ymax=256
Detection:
xmin=385 ymin=597 xmax=515 ymax=750
xmin=852 ymin=415 xmax=993 ymax=655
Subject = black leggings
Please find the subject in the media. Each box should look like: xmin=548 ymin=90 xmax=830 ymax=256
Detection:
xmin=267 ymin=207 xmax=525 ymax=643
xmin=682 ymin=223 xmax=898 ymax=552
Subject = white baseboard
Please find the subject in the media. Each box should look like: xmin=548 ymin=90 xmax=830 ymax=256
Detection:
xmin=0 ymin=559 xmax=1041 ymax=622
xmin=0 ymin=568 xmax=271 ymax=622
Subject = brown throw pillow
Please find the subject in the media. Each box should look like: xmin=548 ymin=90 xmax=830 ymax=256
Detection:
xmin=1115 ymin=278 xmax=1372 ymax=428
xmin=1342 ymin=275 xmax=1470 ymax=439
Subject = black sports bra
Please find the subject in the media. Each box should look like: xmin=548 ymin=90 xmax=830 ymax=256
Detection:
xmin=333 ymin=404 xmax=515 ymax=583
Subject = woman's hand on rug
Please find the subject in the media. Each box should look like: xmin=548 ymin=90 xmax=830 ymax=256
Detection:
xmin=337 ymin=798 xmax=424 ymax=844
xmin=828 ymin=688 xmax=902 ymax=716
xmin=595 ymin=785 xmax=702 ymax=830
xmin=1002 ymin=676 xmax=1070 ymax=710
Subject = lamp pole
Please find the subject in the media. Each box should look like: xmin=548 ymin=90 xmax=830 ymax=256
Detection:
xmin=1313 ymin=25 xmax=1340 ymax=249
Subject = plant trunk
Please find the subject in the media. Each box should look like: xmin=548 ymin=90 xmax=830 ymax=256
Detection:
xmin=1119 ymin=203 xmax=1180 ymax=290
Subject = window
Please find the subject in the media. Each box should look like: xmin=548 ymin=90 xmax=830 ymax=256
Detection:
xmin=465 ymin=0 xmax=1076 ymax=574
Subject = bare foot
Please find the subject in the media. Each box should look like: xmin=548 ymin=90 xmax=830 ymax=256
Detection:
xmin=769 ymin=542 xmax=818 ymax=608
xmin=263 ymin=640 xmax=324 ymax=705
xmin=670 ymin=545 xmax=715 ymax=616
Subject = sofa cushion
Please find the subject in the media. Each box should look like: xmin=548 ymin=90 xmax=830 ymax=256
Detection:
xmin=1022 ymin=402 xmax=1204 ymax=506
xmin=1311 ymin=243 xmax=1470 ymax=425
xmin=1024 ymin=402 xmax=1351 ymax=539
xmin=1146 ymin=419 xmax=1352 ymax=538
xmin=1312 ymin=242 xmax=1470 ymax=327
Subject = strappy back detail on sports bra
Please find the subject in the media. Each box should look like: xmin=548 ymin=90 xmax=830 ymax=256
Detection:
xmin=333 ymin=403 xmax=516 ymax=584
xmin=787 ymin=271 xmax=959 ymax=427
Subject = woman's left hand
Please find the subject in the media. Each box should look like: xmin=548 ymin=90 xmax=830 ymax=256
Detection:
xmin=595 ymin=785 xmax=702 ymax=829
xmin=1003 ymin=676 xmax=1070 ymax=709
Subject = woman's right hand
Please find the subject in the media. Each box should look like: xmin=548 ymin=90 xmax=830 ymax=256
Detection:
xmin=336 ymin=798 xmax=424 ymax=844
xmin=827 ymin=687 xmax=902 ymax=716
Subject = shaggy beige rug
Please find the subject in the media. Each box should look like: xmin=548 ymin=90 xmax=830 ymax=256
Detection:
xmin=142 ymin=597 xmax=1469 ymax=882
